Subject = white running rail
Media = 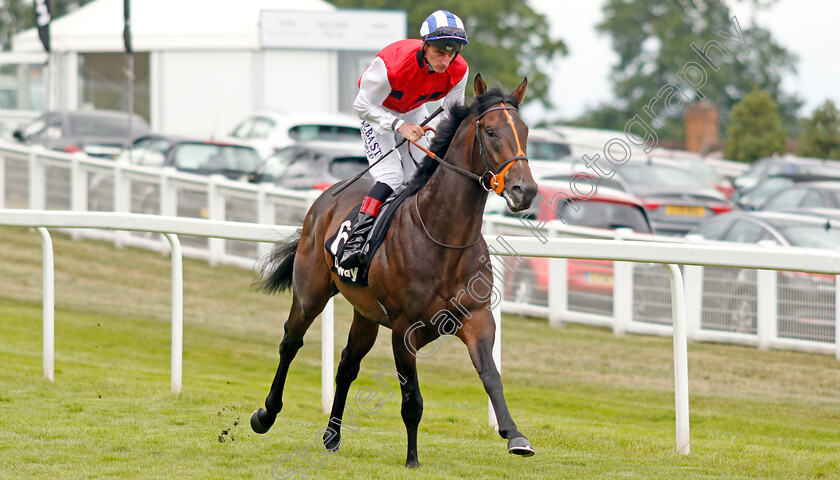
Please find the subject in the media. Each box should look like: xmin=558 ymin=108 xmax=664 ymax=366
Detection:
xmin=6 ymin=211 xmax=840 ymax=454
xmin=0 ymin=210 xmax=299 ymax=395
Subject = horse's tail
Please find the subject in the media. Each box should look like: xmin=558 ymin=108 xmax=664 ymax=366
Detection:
xmin=254 ymin=232 xmax=300 ymax=294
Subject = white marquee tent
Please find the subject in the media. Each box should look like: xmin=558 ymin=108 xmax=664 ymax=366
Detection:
xmin=10 ymin=0 xmax=405 ymax=137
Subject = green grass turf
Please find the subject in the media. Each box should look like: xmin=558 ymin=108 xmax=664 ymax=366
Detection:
xmin=0 ymin=226 xmax=838 ymax=479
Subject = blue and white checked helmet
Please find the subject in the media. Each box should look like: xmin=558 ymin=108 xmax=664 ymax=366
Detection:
xmin=419 ymin=10 xmax=468 ymax=52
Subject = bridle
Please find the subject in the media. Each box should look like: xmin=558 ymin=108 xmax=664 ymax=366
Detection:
xmin=474 ymin=103 xmax=529 ymax=193
xmin=409 ymin=102 xmax=529 ymax=195
xmin=408 ymin=102 xmax=529 ymax=249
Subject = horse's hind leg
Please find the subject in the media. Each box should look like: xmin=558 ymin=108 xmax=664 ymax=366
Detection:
xmin=251 ymin=273 xmax=332 ymax=434
xmin=322 ymin=310 xmax=379 ymax=451
xmin=457 ymin=310 xmax=535 ymax=456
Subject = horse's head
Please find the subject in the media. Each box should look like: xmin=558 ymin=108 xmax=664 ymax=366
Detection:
xmin=472 ymin=74 xmax=537 ymax=212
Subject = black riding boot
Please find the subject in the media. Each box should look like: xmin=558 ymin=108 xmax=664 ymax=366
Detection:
xmin=338 ymin=211 xmax=377 ymax=269
xmin=338 ymin=182 xmax=393 ymax=270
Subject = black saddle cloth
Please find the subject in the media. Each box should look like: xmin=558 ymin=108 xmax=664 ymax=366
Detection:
xmin=325 ymin=191 xmax=411 ymax=286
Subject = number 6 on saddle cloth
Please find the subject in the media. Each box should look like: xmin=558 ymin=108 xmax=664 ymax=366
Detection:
xmin=326 ymin=187 xmax=411 ymax=286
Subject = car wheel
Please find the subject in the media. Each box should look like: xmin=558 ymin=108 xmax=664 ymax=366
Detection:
xmin=729 ymin=293 xmax=757 ymax=333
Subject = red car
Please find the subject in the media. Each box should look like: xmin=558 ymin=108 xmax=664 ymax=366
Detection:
xmin=504 ymin=180 xmax=653 ymax=314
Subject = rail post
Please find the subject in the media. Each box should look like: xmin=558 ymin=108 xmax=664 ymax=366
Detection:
xmin=165 ymin=233 xmax=184 ymax=393
xmin=665 ymin=263 xmax=690 ymax=454
xmin=38 ymin=227 xmax=55 ymax=382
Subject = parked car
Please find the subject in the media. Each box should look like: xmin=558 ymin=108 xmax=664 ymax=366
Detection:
xmin=689 ymin=210 xmax=840 ymax=248
xmin=502 ymin=180 xmax=653 ymax=312
xmin=249 ymin=141 xmax=369 ymax=190
xmin=734 ymin=172 xmax=840 ymax=211
xmin=732 ymin=155 xmax=840 ymax=196
xmin=545 ymin=160 xmax=733 ymax=235
xmin=651 ymin=156 xmax=735 ymax=199
xmin=521 ymin=129 xmax=574 ymax=180
xmin=759 ymin=207 xmax=840 ymax=222
xmin=115 ymin=134 xmax=261 ymax=180
xmin=526 ymin=127 xmax=571 ymax=160
xmin=678 ymin=211 xmax=840 ymax=338
xmin=221 ymin=111 xmax=361 ymax=159
xmin=88 ymin=135 xmax=262 ymax=220
xmin=13 ymin=110 xmax=150 ymax=159
xmin=759 ymin=181 xmax=840 ymax=211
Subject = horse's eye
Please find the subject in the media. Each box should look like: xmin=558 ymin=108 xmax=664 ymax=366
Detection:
xmin=485 ymin=127 xmax=495 ymax=137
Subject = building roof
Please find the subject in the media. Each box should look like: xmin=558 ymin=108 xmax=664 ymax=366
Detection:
xmin=12 ymin=0 xmax=335 ymax=53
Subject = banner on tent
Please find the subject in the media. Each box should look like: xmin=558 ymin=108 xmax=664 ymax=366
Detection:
xmin=260 ymin=10 xmax=406 ymax=52
xmin=34 ymin=0 xmax=52 ymax=53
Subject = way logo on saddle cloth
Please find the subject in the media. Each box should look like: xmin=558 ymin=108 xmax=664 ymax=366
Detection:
xmin=326 ymin=192 xmax=411 ymax=286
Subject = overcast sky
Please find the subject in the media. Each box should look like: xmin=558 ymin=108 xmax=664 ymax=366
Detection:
xmin=522 ymin=0 xmax=840 ymax=124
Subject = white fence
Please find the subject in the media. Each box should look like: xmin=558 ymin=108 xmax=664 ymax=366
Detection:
xmin=6 ymin=211 xmax=840 ymax=455
xmin=487 ymin=215 xmax=840 ymax=357
xmin=3 ymin=141 xmax=840 ymax=454
xmin=1 ymin=140 xmax=837 ymax=358
xmin=0 ymin=210 xmax=299 ymax=391
xmin=0 ymin=141 xmax=317 ymax=268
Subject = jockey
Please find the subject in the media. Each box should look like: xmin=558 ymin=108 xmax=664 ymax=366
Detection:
xmin=338 ymin=9 xmax=470 ymax=270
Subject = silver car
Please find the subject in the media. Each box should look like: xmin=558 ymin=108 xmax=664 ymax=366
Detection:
xmin=13 ymin=110 xmax=150 ymax=159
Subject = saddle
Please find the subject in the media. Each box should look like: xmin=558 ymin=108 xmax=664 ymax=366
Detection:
xmin=325 ymin=191 xmax=411 ymax=286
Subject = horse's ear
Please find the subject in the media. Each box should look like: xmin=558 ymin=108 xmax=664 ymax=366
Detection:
xmin=512 ymin=77 xmax=528 ymax=104
xmin=474 ymin=73 xmax=487 ymax=97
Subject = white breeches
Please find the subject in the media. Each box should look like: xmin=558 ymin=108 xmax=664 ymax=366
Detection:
xmin=360 ymin=108 xmax=430 ymax=191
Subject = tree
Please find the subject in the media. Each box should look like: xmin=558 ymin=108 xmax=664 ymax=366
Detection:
xmin=327 ymin=1 xmax=566 ymax=107
xmin=798 ymin=100 xmax=840 ymax=159
xmin=724 ymin=88 xmax=786 ymax=162
xmin=583 ymin=0 xmax=799 ymax=140
xmin=0 ymin=0 xmax=31 ymax=51
xmin=0 ymin=1 xmax=95 ymax=51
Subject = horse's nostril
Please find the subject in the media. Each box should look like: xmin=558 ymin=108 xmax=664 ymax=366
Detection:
xmin=511 ymin=185 xmax=523 ymax=197
xmin=525 ymin=182 xmax=537 ymax=199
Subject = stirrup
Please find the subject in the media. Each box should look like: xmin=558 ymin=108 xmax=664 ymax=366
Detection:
xmin=338 ymin=233 xmax=367 ymax=268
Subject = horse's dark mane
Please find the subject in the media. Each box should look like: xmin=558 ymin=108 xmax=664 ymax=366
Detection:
xmin=398 ymin=87 xmax=520 ymax=199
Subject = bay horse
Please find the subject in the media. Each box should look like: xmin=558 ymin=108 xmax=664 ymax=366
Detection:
xmin=251 ymin=74 xmax=538 ymax=468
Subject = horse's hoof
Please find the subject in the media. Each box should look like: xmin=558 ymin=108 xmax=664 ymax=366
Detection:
xmin=250 ymin=408 xmax=276 ymax=434
xmin=324 ymin=438 xmax=341 ymax=452
xmin=323 ymin=430 xmax=341 ymax=452
xmin=405 ymin=458 xmax=420 ymax=469
xmin=507 ymin=436 xmax=535 ymax=457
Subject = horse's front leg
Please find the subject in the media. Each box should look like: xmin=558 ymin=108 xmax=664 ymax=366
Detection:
xmin=457 ymin=309 xmax=535 ymax=456
xmin=323 ymin=311 xmax=379 ymax=451
xmin=392 ymin=323 xmax=424 ymax=468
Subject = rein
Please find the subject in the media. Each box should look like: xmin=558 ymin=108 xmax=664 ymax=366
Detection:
xmin=408 ymin=102 xmax=528 ymax=195
xmin=413 ymin=194 xmax=483 ymax=249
